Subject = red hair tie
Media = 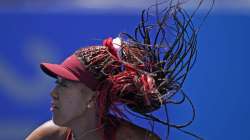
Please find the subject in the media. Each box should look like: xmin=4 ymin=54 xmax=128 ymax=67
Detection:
xmin=103 ymin=37 xmax=113 ymax=47
xmin=103 ymin=37 xmax=121 ymax=60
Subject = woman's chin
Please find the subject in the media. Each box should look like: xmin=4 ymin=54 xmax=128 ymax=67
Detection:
xmin=52 ymin=116 xmax=66 ymax=126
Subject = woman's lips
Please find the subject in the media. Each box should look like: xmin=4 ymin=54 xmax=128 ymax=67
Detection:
xmin=50 ymin=102 xmax=59 ymax=111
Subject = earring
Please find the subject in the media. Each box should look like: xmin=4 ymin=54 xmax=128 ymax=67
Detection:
xmin=86 ymin=94 xmax=95 ymax=109
xmin=87 ymin=103 xmax=91 ymax=109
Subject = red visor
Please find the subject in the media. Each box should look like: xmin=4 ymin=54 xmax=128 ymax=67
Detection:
xmin=40 ymin=54 xmax=99 ymax=90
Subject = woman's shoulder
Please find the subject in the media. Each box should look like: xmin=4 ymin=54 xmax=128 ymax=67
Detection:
xmin=26 ymin=119 xmax=161 ymax=140
xmin=117 ymin=119 xmax=161 ymax=140
xmin=26 ymin=120 xmax=68 ymax=140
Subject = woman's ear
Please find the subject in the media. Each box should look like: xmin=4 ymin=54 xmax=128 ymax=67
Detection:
xmin=79 ymin=83 xmax=96 ymax=109
xmin=86 ymin=94 xmax=96 ymax=109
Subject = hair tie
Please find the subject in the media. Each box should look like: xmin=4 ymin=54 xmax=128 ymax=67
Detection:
xmin=103 ymin=37 xmax=122 ymax=60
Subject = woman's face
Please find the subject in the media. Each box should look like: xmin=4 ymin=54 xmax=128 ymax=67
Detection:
xmin=50 ymin=77 xmax=94 ymax=126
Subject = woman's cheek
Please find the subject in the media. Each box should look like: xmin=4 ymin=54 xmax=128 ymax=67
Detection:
xmin=63 ymin=100 xmax=80 ymax=118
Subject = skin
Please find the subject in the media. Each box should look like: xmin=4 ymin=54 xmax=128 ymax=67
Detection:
xmin=26 ymin=78 xmax=161 ymax=140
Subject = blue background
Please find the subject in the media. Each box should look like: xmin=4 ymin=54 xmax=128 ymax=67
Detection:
xmin=0 ymin=12 xmax=249 ymax=139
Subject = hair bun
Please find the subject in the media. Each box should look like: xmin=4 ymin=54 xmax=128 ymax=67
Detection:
xmin=125 ymin=73 xmax=162 ymax=113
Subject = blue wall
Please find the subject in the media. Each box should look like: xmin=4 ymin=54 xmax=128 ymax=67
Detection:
xmin=0 ymin=12 xmax=249 ymax=139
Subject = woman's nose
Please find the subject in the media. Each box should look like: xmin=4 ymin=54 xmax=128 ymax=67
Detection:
xmin=50 ymin=87 xmax=59 ymax=100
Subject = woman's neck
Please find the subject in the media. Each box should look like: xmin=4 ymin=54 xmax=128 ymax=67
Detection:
xmin=66 ymin=108 xmax=102 ymax=140
xmin=72 ymin=124 xmax=104 ymax=140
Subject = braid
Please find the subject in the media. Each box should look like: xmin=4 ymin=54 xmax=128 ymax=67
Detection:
xmin=72 ymin=0 xmax=214 ymax=139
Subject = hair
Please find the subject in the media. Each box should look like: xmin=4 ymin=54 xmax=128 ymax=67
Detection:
xmin=74 ymin=0 xmax=214 ymax=140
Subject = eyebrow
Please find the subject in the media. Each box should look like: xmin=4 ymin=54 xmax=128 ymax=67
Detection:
xmin=56 ymin=77 xmax=79 ymax=85
xmin=56 ymin=77 xmax=67 ymax=84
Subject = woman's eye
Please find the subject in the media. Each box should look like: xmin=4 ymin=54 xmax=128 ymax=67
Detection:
xmin=55 ymin=80 xmax=67 ymax=87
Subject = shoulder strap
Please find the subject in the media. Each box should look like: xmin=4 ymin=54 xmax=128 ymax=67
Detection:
xmin=65 ymin=128 xmax=72 ymax=140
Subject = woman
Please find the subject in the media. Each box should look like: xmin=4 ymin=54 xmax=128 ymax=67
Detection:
xmin=26 ymin=38 xmax=162 ymax=140
xmin=26 ymin=0 xmax=211 ymax=139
